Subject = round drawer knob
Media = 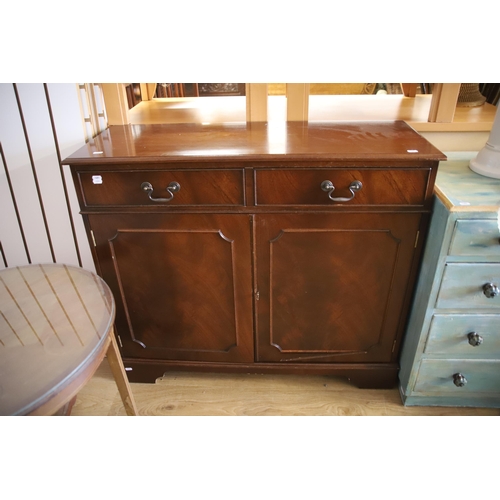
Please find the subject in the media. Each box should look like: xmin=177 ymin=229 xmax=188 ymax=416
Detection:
xmin=467 ymin=332 xmax=483 ymax=347
xmin=482 ymin=282 xmax=500 ymax=298
xmin=453 ymin=373 xmax=467 ymax=387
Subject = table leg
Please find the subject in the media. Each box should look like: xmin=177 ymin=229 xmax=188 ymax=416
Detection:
xmin=54 ymin=395 xmax=78 ymax=415
xmin=106 ymin=327 xmax=138 ymax=415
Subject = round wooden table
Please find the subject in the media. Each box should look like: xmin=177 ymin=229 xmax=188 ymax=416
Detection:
xmin=0 ymin=264 xmax=137 ymax=416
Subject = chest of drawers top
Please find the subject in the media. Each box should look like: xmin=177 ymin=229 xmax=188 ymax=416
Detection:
xmin=63 ymin=121 xmax=445 ymax=166
xmin=435 ymin=152 xmax=500 ymax=212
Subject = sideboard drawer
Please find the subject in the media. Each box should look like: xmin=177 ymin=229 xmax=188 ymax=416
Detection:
xmin=78 ymin=169 xmax=246 ymax=207
xmin=448 ymin=220 xmax=500 ymax=258
xmin=435 ymin=263 xmax=500 ymax=309
xmin=414 ymin=359 xmax=500 ymax=394
xmin=424 ymin=314 xmax=500 ymax=357
xmin=254 ymin=168 xmax=430 ymax=206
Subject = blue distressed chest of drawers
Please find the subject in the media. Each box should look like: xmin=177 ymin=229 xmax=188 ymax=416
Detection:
xmin=399 ymin=152 xmax=500 ymax=407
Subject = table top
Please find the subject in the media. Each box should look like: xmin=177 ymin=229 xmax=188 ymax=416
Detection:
xmin=0 ymin=264 xmax=115 ymax=416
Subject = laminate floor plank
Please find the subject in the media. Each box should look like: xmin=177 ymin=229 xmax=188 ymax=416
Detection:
xmin=70 ymin=359 xmax=500 ymax=416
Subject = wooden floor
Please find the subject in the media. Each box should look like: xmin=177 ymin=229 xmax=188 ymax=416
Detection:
xmin=71 ymin=359 xmax=500 ymax=416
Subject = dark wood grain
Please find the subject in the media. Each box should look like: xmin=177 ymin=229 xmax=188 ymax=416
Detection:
xmin=254 ymin=213 xmax=422 ymax=363
xmin=78 ymin=168 xmax=246 ymax=207
xmin=120 ymin=358 xmax=400 ymax=389
xmin=64 ymin=121 xmax=444 ymax=389
xmin=89 ymin=213 xmax=254 ymax=364
xmin=255 ymin=168 xmax=431 ymax=206
xmin=64 ymin=121 xmax=446 ymax=165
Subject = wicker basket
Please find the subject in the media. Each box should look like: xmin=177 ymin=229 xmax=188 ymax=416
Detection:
xmin=457 ymin=83 xmax=486 ymax=107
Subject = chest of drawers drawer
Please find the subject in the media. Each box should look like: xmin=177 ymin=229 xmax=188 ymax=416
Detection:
xmin=424 ymin=314 xmax=500 ymax=357
xmin=448 ymin=219 xmax=500 ymax=258
xmin=413 ymin=359 xmax=500 ymax=394
xmin=436 ymin=263 xmax=500 ymax=309
xmin=77 ymin=168 xmax=246 ymax=207
xmin=254 ymin=168 xmax=431 ymax=206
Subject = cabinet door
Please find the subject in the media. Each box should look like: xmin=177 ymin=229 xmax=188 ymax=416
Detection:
xmin=87 ymin=214 xmax=254 ymax=363
xmin=255 ymin=213 xmax=422 ymax=363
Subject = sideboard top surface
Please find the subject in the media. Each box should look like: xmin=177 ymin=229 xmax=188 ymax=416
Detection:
xmin=63 ymin=121 xmax=446 ymax=165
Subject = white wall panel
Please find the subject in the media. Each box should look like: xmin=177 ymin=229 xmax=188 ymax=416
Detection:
xmin=0 ymin=142 xmax=29 ymax=269
xmin=15 ymin=83 xmax=78 ymax=265
xmin=0 ymin=83 xmax=53 ymax=266
xmin=46 ymin=83 xmax=95 ymax=271
xmin=46 ymin=84 xmax=86 ymax=160
xmin=60 ymin=162 xmax=95 ymax=272
xmin=0 ymin=83 xmax=98 ymax=272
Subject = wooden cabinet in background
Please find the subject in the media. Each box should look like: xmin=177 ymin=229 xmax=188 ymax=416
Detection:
xmin=125 ymin=83 xmax=142 ymax=109
xmin=64 ymin=121 xmax=445 ymax=388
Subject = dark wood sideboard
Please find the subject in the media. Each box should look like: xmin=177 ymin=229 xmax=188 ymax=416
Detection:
xmin=64 ymin=121 xmax=445 ymax=388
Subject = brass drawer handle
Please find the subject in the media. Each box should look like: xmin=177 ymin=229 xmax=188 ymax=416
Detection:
xmin=141 ymin=181 xmax=180 ymax=202
xmin=321 ymin=180 xmax=362 ymax=202
xmin=453 ymin=373 xmax=467 ymax=387
xmin=483 ymin=282 xmax=500 ymax=298
xmin=467 ymin=332 xmax=483 ymax=347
